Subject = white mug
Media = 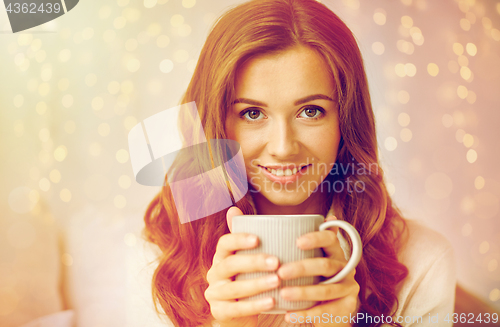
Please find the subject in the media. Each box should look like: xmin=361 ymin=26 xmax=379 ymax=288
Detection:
xmin=232 ymin=214 xmax=362 ymax=313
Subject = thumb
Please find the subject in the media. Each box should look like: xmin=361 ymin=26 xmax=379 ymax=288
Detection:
xmin=226 ymin=206 xmax=244 ymax=233
xmin=325 ymin=215 xmax=338 ymax=222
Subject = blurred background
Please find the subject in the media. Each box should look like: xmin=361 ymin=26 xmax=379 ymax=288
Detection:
xmin=0 ymin=0 xmax=499 ymax=326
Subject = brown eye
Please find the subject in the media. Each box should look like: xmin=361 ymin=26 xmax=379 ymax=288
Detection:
xmin=299 ymin=106 xmax=323 ymax=119
xmin=242 ymin=109 xmax=264 ymax=120
xmin=304 ymin=108 xmax=317 ymax=117
xmin=248 ymin=110 xmax=260 ymax=119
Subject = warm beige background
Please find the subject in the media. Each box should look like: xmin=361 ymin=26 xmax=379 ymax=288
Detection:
xmin=0 ymin=0 xmax=499 ymax=326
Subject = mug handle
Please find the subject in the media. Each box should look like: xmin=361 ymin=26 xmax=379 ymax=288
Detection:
xmin=318 ymin=220 xmax=362 ymax=284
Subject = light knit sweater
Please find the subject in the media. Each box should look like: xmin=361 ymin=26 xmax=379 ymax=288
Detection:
xmin=254 ymin=219 xmax=456 ymax=327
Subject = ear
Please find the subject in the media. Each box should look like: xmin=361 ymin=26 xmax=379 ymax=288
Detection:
xmin=226 ymin=206 xmax=244 ymax=233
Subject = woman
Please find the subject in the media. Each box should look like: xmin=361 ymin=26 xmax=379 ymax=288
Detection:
xmin=143 ymin=0 xmax=455 ymax=326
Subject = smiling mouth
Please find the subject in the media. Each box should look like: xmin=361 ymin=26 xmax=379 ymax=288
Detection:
xmin=260 ymin=165 xmax=310 ymax=177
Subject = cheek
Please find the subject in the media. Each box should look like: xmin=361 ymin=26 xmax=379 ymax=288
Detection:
xmin=327 ymin=133 xmax=341 ymax=158
xmin=240 ymin=137 xmax=260 ymax=164
xmin=307 ymin=127 xmax=340 ymax=160
xmin=228 ymin=123 xmax=264 ymax=155
xmin=225 ymin=123 xmax=258 ymax=167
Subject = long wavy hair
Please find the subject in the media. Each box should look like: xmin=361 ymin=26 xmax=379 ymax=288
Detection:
xmin=143 ymin=0 xmax=409 ymax=326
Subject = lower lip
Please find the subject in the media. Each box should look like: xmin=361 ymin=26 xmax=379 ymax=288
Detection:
xmin=259 ymin=165 xmax=310 ymax=184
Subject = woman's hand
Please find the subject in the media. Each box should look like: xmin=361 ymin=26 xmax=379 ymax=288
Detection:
xmin=278 ymin=216 xmax=360 ymax=327
xmin=204 ymin=207 xmax=280 ymax=327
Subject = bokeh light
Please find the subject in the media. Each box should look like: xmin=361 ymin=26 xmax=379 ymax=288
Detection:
xmin=384 ymin=137 xmax=398 ymax=151
xmin=466 ymin=43 xmax=477 ymax=56
xmin=466 ymin=149 xmax=477 ymax=163
xmin=170 ymin=14 xmax=184 ymax=27
xmin=373 ymin=10 xmax=386 ymax=25
xmin=401 ymin=16 xmax=413 ymax=28
xmin=118 ymin=175 xmax=131 ymax=189
xmin=124 ymin=233 xmax=137 ymax=246
xmin=116 ymin=149 xmax=130 ymax=163
xmin=427 ymin=63 xmax=439 ymax=76
xmin=488 ymin=260 xmax=498 ymax=272
xmin=61 ymin=253 xmax=73 ymax=266
xmin=474 ymin=176 xmax=485 ymax=190
xmin=54 ymin=146 xmax=68 ymax=162
xmin=182 ymin=0 xmax=196 ymax=8
xmin=479 ymin=241 xmax=490 ymax=254
xmin=114 ymin=195 xmax=127 ymax=208
xmin=50 ymin=170 xmax=61 ymax=183
xmin=400 ymin=128 xmax=412 ymax=142
xmin=398 ymin=113 xmax=410 ymax=126
xmin=160 ymin=59 xmax=174 ymax=73
xmin=442 ymin=114 xmax=453 ymax=128
xmin=372 ymin=42 xmax=385 ymax=55
xmin=490 ymin=289 xmax=500 ymax=302
xmin=397 ymin=90 xmax=410 ymax=104
xmin=59 ymin=189 xmax=71 ymax=202
xmin=462 ymin=223 xmax=472 ymax=236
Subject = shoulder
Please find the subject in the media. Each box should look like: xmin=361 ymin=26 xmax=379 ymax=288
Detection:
xmin=398 ymin=219 xmax=454 ymax=264
xmin=393 ymin=219 xmax=456 ymax=323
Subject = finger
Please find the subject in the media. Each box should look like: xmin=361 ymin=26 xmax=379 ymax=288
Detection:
xmin=297 ymin=215 xmax=339 ymax=250
xmin=325 ymin=215 xmax=338 ymax=222
xmin=296 ymin=229 xmax=338 ymax=250
xmin=280 ymin=272 xmax=358 ymax=301
xmin=205 ymin=273 xmax=280 ymax=301
xmin=323 ymin=215 xmax=354 ymax=260
xmin=226 ymin=206 xmax=244 ymax=233
xmin=277 ymin=257 xmax=344 ymax=280
xmin=297 ymin=230 xmax=345 ymax=261
xmin=212 ymin=233 xmax=258 ymax=266
xmin=211 ymin=297 xmax=275 ymax=321
xmin=211 ymin=253 xmax=279 ymax=281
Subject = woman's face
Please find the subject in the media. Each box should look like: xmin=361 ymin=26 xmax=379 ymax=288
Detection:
xmin=225 ymin=46 xmax=341 ymax=212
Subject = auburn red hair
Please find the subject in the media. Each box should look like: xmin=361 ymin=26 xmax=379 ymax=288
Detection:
xmin=143 ymin=0 xmax=409 ymax=326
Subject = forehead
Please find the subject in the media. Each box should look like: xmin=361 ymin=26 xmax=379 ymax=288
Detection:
xmin=234 ymin=46 xmax=335 ymax=101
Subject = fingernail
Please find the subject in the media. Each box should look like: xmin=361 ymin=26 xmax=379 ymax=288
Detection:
xmin=247 ymin=235 xmax=257 ymax=246
xmin=266 ymin=274 xmax=279 ymax=287
xmin=260 ymin=297 xmax=274 ymax=309
xmin=266 ymin=256 xmax=278 ymax=269
xmin=297 ymin=237 xmax=310 ymax=248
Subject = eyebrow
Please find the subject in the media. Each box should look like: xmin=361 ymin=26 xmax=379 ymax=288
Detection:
xmin=232 ymin=94 xmax=334 ymax=107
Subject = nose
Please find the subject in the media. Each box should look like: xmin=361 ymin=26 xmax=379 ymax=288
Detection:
xmin=266 ymin=119 xmax=299 ymax=159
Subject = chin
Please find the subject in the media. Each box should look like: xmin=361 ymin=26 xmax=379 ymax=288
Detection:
xmin=258 ymin=191 xmax=310 ymax=207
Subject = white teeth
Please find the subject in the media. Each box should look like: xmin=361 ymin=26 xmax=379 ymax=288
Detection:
xmin=266 ymin=167 xmax=300 ymax=177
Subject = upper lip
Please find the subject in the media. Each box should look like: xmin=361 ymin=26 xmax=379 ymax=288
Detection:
xmin=259 ymin=164 xmax=309 ymax=170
